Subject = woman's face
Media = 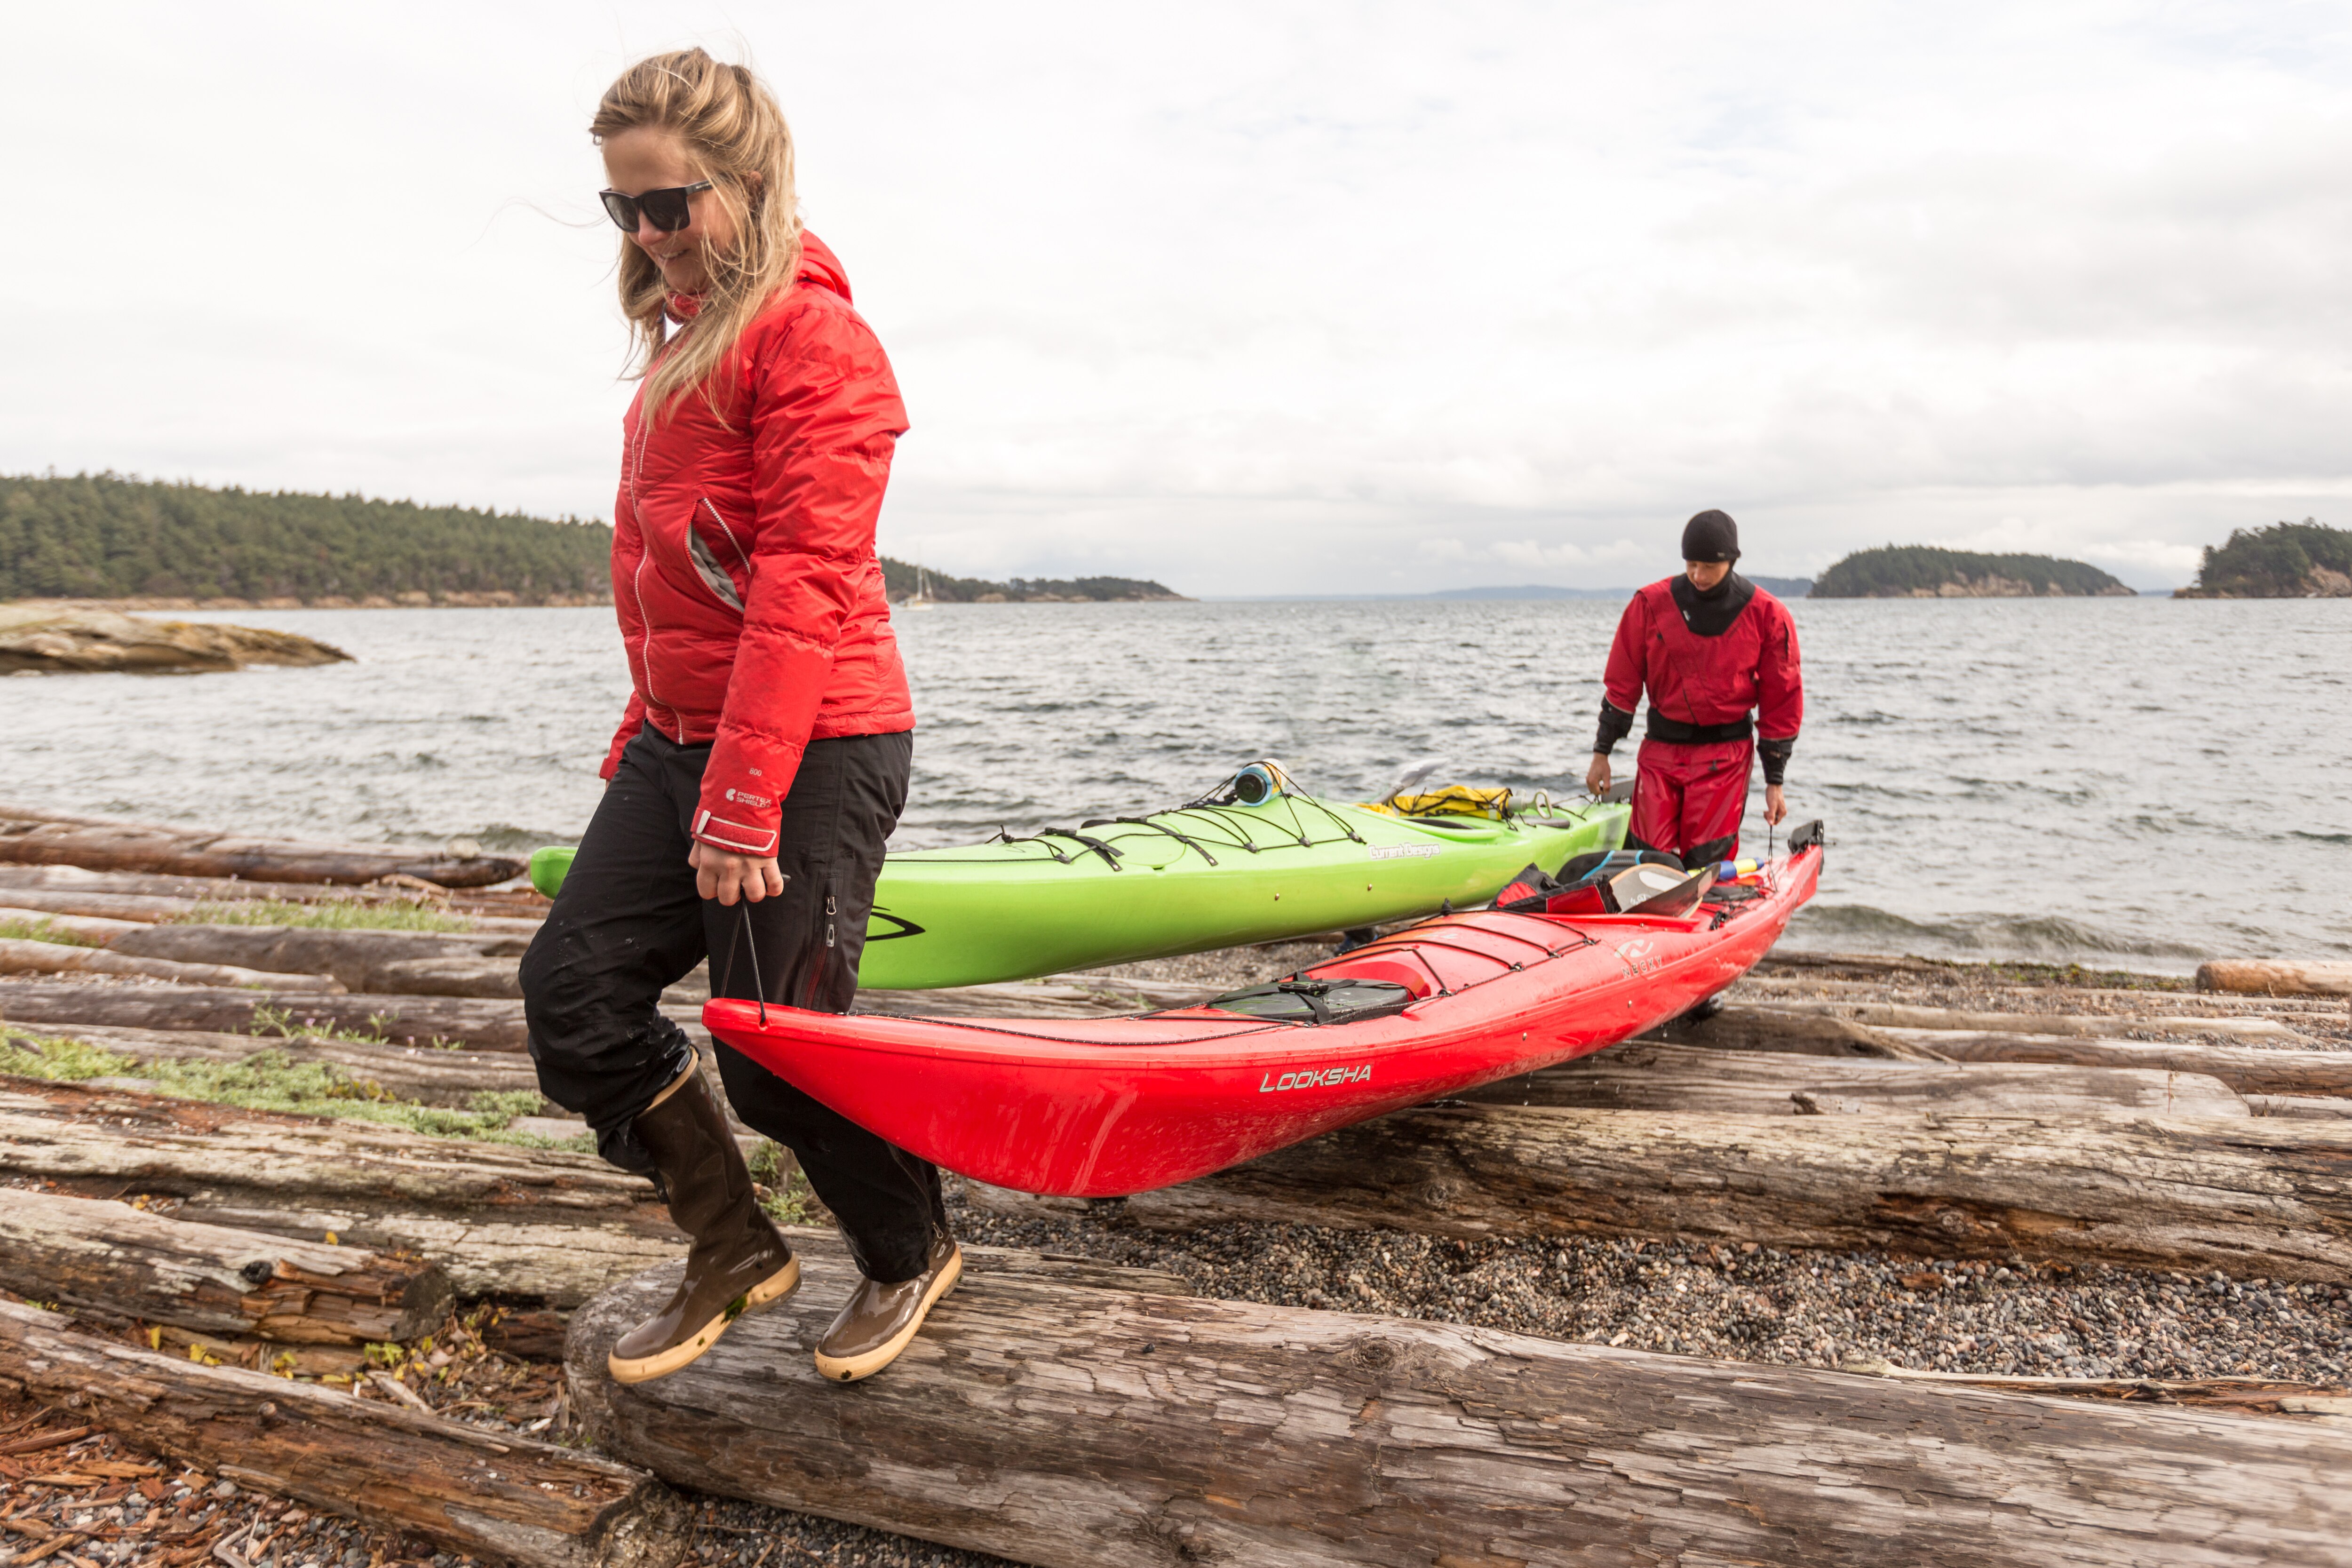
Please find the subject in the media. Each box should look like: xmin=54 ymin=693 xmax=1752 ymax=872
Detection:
xmin=601 ymin=127 xmax=738 ymax=295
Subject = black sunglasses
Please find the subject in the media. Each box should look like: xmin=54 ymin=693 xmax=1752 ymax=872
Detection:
xmin=599 ymin=180 xmax=715 ymax=234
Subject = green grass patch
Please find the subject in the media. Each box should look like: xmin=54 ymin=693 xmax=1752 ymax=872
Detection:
xmin=0 ymin=1027 xmax=585 ymax=1148
xmin=179 ymin=899 xmax=475 ymax=932
xmin=0 ymin=916 xmax=95 ymax=947
xmin=749 ymin=1138 xmax=822 ymax=1226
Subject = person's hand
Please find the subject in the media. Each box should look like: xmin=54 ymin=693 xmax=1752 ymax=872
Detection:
xmin=1585 ymin=753 xmax=1612 ymax=798
xmin=690 ymin=842 xmax=786 ymax=906
xmin=1764 ymin=783 xmax=1788 ymax=828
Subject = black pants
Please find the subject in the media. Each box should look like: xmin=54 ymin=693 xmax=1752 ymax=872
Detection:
xmin=520 ymin=726 xmax=945 ymax=1283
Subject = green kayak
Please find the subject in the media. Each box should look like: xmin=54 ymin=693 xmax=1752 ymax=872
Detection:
xmin=529 ymin=764 xmax=1628 ymax=990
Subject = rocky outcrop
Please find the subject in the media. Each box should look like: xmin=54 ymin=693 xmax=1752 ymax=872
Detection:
xmin=0 ymin=603 xmax=350 ymax=673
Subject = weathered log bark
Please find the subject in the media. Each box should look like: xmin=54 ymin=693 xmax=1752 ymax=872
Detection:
xmin=0 ymin=937 xmax=343 ymax=990
xmin=1467 ymin=1038 xmax=2248 ymax=1118
xmin=0 ymin=1078 xmax=1188 ymax=1305
xmin=1646 ymin=1003 xmax=1949 ymax=1059
xmin=0 ymin=1190 xmax=450 ymax=1343
xmin=109 ymin=924 xmax=528 ymax=993
xmin=0 ymin=806 xmax=522 ymax=887
xmin=0 ymin=981 xmax=530 ymax=1048
xmin=1884 ymin=1030 xmax=2352 ymax=1098
xmin=0 ymin=863 xmax=460 ymax=903
xmin=0 ymin=906 xmax=148 ymax=942
xmin=2250 ymin=1095 xmax=2352 ymax=1121
xmin=2201 ymin=960 xmax=2352 ymax=998
xmin=1750 ymin=998 xmax=2312 ymax=1041
xmin=0 ymin=1300 xmax=687 ymax=1568
xmin=7 ymin=1022 xmax=547 ymax=1106
xmin=568 ymin=1256 xmax=2352 ymax=1568
xmin=1086 ymin=1102 xmax=2352 ymax=1282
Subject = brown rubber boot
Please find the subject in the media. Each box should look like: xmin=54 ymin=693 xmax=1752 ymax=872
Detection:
xmin=811 ymin=1229 xmax=962 ymax=1383
xmin=606 ymin=1067 xmax=799 ymax=1385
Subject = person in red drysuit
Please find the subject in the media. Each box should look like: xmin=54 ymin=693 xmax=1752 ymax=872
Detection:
xmin=1582 ymin=510 xmax=1802 ymax=865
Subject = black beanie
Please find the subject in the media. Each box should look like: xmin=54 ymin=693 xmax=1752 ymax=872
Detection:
xmin=1682 ymin=509 xmax=1740 ymax=563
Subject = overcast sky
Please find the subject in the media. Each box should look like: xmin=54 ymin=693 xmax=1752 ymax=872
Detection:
xmin=8 ymin=2 xmax=2348 ymax=593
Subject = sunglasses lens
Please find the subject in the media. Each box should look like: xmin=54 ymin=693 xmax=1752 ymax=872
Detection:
xmin=639 ymin=188 xmax=692 ymax=232
xmin=600 ymin=191 xmax=638 ymax=232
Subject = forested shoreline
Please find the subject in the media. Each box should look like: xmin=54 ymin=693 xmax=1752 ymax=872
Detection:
xmin=1 ymin=473 xmax=1184 ymax=607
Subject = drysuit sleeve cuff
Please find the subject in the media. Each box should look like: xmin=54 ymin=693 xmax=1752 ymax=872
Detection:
xmin=1593 ymin=700 xmax=1636 ymax=757
xmin=1758 ymin=735 xmax=1795 ymax=787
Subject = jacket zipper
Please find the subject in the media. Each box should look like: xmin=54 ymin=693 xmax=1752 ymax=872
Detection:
xmin=702 ymin=498 xmax=754 ymax=576
xmin=623 ymin=413 xmax=680 ymax=738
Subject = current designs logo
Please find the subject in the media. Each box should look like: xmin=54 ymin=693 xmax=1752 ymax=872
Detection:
xmin=1614 ymin=938 xmax=1663 ymax=976
xmin=1260 ymin=1064 xmax=1373 ymax=1093
xmin=1367 ymin=844 xmax=1441 ymax=860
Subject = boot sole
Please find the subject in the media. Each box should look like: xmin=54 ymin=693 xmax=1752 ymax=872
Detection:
xmin=812 ymin=1247 xmax=963 ymax=1384
xmin=607 ymin=1257 xmax=801 ymax=1385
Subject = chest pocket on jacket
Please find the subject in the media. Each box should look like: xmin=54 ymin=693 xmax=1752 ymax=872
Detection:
xmin=685 ymin=528 xmax=745 ymax=613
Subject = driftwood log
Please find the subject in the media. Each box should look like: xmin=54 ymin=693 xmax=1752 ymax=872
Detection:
xmin=0 ymin=906 xmax=148 ymax=943
xmin=0 ymin=981 xmax=534 ymax=1048
xmin=0 ymin=1189 xmax=450 ymax=1343
xmin=2200 ymin=960 xmax=2352 ymax=998
xmin=1002 ymin=1102 xmax=2352 ymax=1283
xmin=0 ymin=938 xmax=342 ymax=990
xmin=568 ymin=1256 xmax=2352 ymax=1568
xmin=0 ymin=1300 xmax=688 ymax=1568
xmin=1468 ymin=1038 xmax=2248 ymax=1118
xmin=0 ymin=806 xmax=521 ymax=887
xmin=1745 ymin=999 xmax=2312 ymax=1042
xmin=1883 ymin=1030 xmax=2352 ymax=1098
xmin=109 ymin=923 xmax=530 ymax=994
xmin=0 ymin=1078 xmax=1186 ymax=1305
xmin=6 ymin=1022 xmax=547 ymax=1106
xmin=1644 ymin=1003 xmax=1947 ymax=1059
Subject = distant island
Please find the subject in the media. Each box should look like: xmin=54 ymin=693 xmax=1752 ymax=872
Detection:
xmin=1812 ymin=546 xmax=2133 ymax=599
xmin=0 ymin=473 xmax=1185 ymax=608
xmin=878 ymin=560 xmax=1186 ymax=604
xmin=2175 ymin=520 xmax=2352 ymax=598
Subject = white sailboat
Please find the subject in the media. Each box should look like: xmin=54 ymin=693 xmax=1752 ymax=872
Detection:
xmin=906 ymin=563 xmax=938 ymax=612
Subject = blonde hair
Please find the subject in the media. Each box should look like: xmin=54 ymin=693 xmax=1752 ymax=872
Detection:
xmin=591 ymin=48 xmax=802 ymax=421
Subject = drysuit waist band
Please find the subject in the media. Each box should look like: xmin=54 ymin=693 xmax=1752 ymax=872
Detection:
xmin=1644 ymin=713 xmax=1753 ymax=745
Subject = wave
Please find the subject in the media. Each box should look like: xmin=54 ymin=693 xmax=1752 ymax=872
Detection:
xmin=1782 ymin=903 xmax=2209 ymax=966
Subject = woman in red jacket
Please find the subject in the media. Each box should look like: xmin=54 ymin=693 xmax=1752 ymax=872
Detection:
xmin=520 ymin=49 xmax=953 ymax=1387
xmin=1583 ymin=510 xmax=1803 ymax=866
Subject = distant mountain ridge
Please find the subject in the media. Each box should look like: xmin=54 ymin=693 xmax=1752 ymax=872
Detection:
xmin=1812 ymin=546 xmax=2132 ymax=599
xmin=2176 ymin=520 xmax=2352 ymax=598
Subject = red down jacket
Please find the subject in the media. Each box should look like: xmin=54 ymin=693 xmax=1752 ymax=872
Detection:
xmin=1602 ymin=578 xmax=1803 ymax=741
xmin=601 ymin=233 xmax=915 ymax=857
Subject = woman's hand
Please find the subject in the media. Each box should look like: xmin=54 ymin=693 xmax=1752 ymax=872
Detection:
xmin=1584 ymin=753 xmax=1612 ymax=798
xmin=690 ymin=842 xmax=787 ymax=905
xmin=1764 ymin=784 xmax=1788 ymax=827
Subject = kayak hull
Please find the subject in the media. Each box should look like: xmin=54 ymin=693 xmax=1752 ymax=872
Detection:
xmin=862 ymin=796 xmax=1627 ymax=989
xmin=711 ymin=844 xmax=1820 ymax=1196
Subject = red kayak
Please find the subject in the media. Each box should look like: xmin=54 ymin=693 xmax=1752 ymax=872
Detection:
xmin=708 ymin=837 xmax=1822 ymax=1197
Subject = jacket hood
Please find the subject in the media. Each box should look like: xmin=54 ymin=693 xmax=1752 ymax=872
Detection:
xmin=662 ymin=231 xmax=852 ymax=323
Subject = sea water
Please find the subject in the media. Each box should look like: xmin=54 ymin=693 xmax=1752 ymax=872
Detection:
xmin=1 ymin=597 xmax=2343 ymax=971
